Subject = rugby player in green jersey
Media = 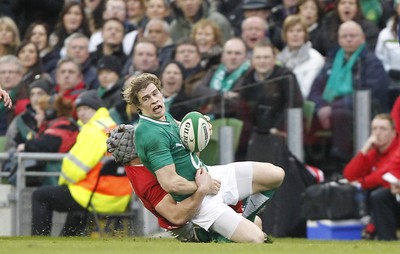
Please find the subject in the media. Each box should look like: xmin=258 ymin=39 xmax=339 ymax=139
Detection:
xmin=123 ymin=73 xmax=284 ymax=243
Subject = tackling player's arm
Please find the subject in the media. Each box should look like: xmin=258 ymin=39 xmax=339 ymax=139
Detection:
xmin=155 ymin=168 xmax=210 ymax=225
xmin=155 ymin=164 xmax=198 ymax=195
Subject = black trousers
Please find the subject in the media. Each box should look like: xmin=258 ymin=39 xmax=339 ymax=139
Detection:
xmin=370 ymin=187 xmax=400 ymax=240
xmin=31 ymin=185 xmax=88 ymax=236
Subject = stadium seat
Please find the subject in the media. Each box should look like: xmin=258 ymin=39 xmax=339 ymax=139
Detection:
xmin=303 ymin=100 xmax=332 ymax=163
xmin=200 ymin=118 xmax=243 ymax=165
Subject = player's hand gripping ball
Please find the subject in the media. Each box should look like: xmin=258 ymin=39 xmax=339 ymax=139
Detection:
xmin=179 ymin=112 xmax=212 ymax=153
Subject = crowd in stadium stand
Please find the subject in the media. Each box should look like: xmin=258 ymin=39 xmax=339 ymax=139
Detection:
xmin=1 ymin=0 xmax=400 ymax=240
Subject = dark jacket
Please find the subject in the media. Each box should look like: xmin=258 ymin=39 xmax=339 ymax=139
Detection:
xmin=308 ymin=46 xmax=390 ymax=113
xmin=81 ymin=58 xmax=99 ymax=90
xmin=41 ymin=49 xmax=60 ymax=75
xmin=99 ymin=80 xmax=124 ymax=109
xmin=90 ymin=43 xmax=127 ymax=70
xmin=235 ymin=65 xmax=304 ymax=133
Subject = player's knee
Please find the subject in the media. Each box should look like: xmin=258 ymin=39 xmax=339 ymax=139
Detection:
xmin=263 ymin=163 xmax=285 ymax=188
xmin=274 ymin=165 xmax=285 ymax=187
xmin=248 ymin=230 xmax=265 ymax=243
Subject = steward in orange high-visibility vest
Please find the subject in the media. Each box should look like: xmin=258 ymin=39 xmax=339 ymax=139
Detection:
xmin=32 ymin=91 xmax=132 ymax=236
xmin=59 ymin=108 xmax=131 ymax=213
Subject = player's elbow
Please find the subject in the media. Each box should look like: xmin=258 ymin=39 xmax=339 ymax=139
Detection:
xmin=168 ymin=215 xmax=190 ymax=226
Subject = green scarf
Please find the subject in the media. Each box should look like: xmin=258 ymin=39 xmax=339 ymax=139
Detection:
xmin=98 ymin=87 xmax=107 ymax=97
xmin=322 ymin=43 xmax=365 ymax=103
xmin=210 ymin=61 xmax=250 ymax=91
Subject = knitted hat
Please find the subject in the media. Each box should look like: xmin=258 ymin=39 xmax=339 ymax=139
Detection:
xmin=74 ymin=90 xmax=104 ymax=110
xmin=106 ymin=124 xmax=137 ymax=165
xmin=242 ymin=0 xmax=275 ymax=10
xmin=97 ymin=55 xmax=122 ymax=76
xmin=29 ymin=76 xmax=53 ymax=94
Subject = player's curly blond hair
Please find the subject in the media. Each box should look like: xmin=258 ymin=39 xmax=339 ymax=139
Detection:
xmin=122 ymin=73 xmax=162 ymax=113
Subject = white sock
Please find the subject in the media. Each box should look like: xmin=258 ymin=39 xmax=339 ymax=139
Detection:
xmin=242 ymin=193 xmax=269 ymax=220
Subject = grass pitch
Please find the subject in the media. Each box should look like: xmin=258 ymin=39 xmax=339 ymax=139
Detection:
xmin=1 ymin=237 xmax=399 ymax=254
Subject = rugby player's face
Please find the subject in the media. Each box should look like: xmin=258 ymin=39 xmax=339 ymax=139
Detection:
xmin=137 ymin=83 xmax=165 ymax=120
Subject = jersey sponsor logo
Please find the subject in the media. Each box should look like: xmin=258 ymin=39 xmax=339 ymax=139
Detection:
xmin=175 ymin=143 xmax=185 ymax=149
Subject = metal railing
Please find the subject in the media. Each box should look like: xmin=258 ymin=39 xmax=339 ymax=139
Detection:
xmin=0 ymin=152 xmax=66 ymax=236
xmin=0 ymin=152 xmax=160 ymax=237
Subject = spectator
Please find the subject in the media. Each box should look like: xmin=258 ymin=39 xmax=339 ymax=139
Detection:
xmin=49 ymin=2 xmax=91 ymax=54
xmin=125 ymin=0 xmax=147 ymax=31
xmin=370 ymin=177 xmax=400 ymax=240
xmin=16 ymin=42 xmax=43 ymax=85
xmin=308 ymin=21 xmax=389 ymax=168
xmin=270 ymin=0 xmax=300 ymax=29
xmin=102 ymin=0 xmax=134 ymax=33
xmin=11 ymin=0 xmax=64 ymax=36
xmin=170 ymin=0 xmax=233 ymax=43
xmin=24 ymin=22 xmax=60 ymax=75
xmin=343 ymin=114 xmax=399 ymax=190
xmin=31 ymin=90 xmax=131 ymax=236
xmin=235 ymin=41 xmax=303 ymax=159
xmin=121 ymin=40 xmax=159 ymax=77
xmin=83 ymin=0 xmax=106 ymax=33
xmin=172 ymin=39 xmax=204 ymax=95
xmin=5 ymin=76 xmax=54 ymax=152
xmin=160 ymin=60 xmax=193 ymax=120
xmin=143 ymin=18 xmax=174 ymax=68
xmin=315 ymin=0 xmax=380 ymax=56
xmin=192 ymin=37 xmax=250 ymax=116
xmin=145 ymin=0 xmax=172 ymax=22
xmin=0 ymin=55 xmax=23 ymax=135
xmin=297 ymin=0 xmax=324 ymax=49
xmin=97 ymin=55 xmax=124 ymax=109
xmin=367 ymin=100 xmax=400 ymax=240
xmin=190 ymin=19 xmax=223 ymax=70
xmin=55 ymin=58 xmax=86 ymax=102
xmin=375 ymin=2 xmax=400 ymax=108
xmin=277 ymin=14 xmax=325 ymax=98
xmin=64 ymin=33 xmax=99 ymax=90
xmin=241 ymin=16 xmax=270 ymax=55
xmin=14 ymin=42 xmax=45 ymax=115
xmin=217 ymin=0 xmax=244 ymax=37
xmin=242 ymin=0 xmax=284 ymax=50
xmin=90 ymin=18 xmax=127 ymax=67
xmin=108 ymin=75 xmax=140 ymax=125
xmin=0 ymin=16 xmax=20 ymax=57
xmin=16 ymin=94 xmax=79 ymax=186
xmin=89 ymin=0 xmax=139 ymax=55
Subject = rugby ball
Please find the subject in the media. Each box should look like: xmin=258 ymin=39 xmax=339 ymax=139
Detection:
xmin=179 ymin=111 xmax=211 ymax=153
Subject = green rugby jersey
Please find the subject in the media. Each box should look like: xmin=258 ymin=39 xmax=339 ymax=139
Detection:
xmin=135 ymin=112 xmax=205 ymax=201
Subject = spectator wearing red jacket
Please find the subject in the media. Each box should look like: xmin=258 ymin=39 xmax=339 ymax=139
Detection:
xmin=343 ymin=114 xmax=398 ymax=190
